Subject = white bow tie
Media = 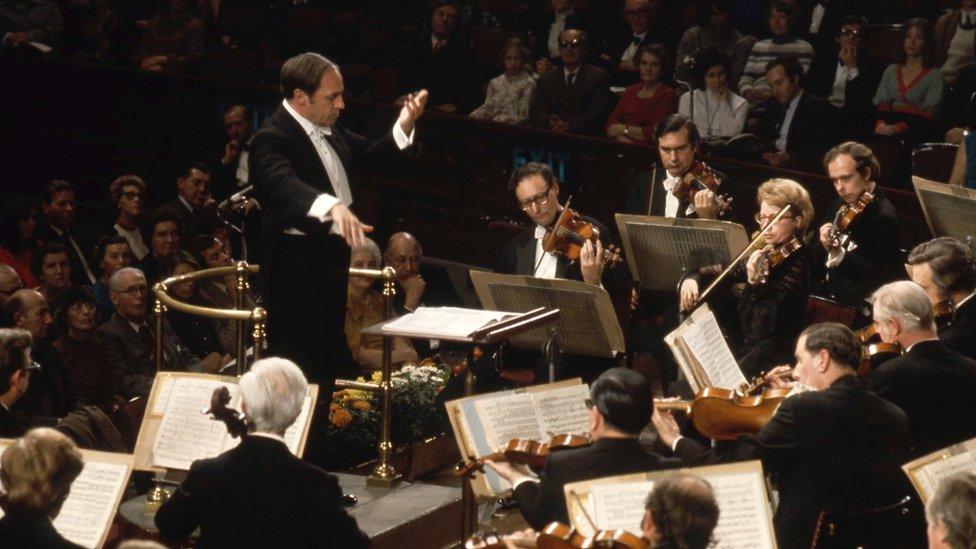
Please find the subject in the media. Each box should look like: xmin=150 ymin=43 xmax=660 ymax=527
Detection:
xmin=534 ymin=225 xmax=547 ymax=239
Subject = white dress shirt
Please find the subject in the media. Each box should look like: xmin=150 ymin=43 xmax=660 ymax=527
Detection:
xmin=114 ymin=223 xmax=148 ymax=260
xmin=620 ymin=32 xmax=647 ymax=63
xmin=775 ymin=91 xmax=803 ymax=153
xmin=829 ymin=61 xmax=860 ymax=107
xmin=532 ymin=225 xmax=559 ymax=279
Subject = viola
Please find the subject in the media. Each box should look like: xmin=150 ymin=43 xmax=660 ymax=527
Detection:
xmin=537 ymin=522 xmax=588 ymax=549
xmin=455 ymin=434 xmax=590 ymax=477
xmin=852 ymin=323 xmax=902 ymax=377
xmin=202 ymin=386 xmax=250 ymax=439
xmin=827 ymin=191 xmax=875 ymax=248
xmin=585 ymin=529 xmax=648 ymax=549
xmin=654 ymin=386 xmax=790 ymax=440
xmin=542 ymin=197 xmax=623 ymax=267
xmin=751 ymin=237 xmax=803 ymax=285
xmin=671 ymin=161 xmax=732 ymax=216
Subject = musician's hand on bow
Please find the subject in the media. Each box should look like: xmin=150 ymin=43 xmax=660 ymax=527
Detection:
xmin=746 ymin=248 xmax=765 ymax=285
xmin=679 ymin=278 xmax=699 ymax=312
xmin=330 ymin=203 xmax=374 ymax=248
xmin=765 ymin=365 xmax=795 ymax=389
xmin=651 ymin=404 xmax=681 ymax=448
xmin=693 ymin=189 xmax=717 ymax=219
xmin=818 ymin=223 xmax=836 ymax=250
xmin=397 ymin=89 xmax=429 ymax=135
xmin=580 ymin=239 xmax=604 ymax=286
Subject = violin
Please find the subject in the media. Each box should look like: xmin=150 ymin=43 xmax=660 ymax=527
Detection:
xmin=542 ymin=197 xmax=623 ymax=267
xmin=751 ymin=237 xmax=803 ymax=285
xmin=455 ymin=434 xmax=590 ymax=477
xmin=537 ymin=522 xmax=647 ymax=549
xmin=827 ymin=191 xmax=875 ymax=249
xmin=852 ymin=323 xmax=902 ymax=377
xmin=202 ymin=386 xmax=250 ymax=439
xmin=654 ymin=386 xmax=790 ymax=440
xmin=671 ymin=162 xmax=732 ymax=216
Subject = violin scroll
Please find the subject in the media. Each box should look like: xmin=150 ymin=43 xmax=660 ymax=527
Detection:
xmin=202 ymin=386 xmax=250 ymax=439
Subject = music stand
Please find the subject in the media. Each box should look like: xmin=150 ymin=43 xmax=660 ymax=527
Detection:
xmin=614 ymin=214 xmax=749 ymax=291
xmin=913 ymin=176 xmax=976 ymax=242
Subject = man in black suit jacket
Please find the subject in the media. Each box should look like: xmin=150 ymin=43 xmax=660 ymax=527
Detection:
xmin=867 ymin=281 xmax=976 ymax=459
xmin=755 ymin=55 xmax=840 ymax=172
xmin=0 ymin=327 xmax=35 ymax=439
xmin=36 ymin=180 xmax=97 ymax=286
xmin=528 ymin=29 xmax=614 ymax=136
xmin=486 ymin=368 xmax=680 ymax=529
xmin=654 ymin=323 xmax=910 ymax=549
xmin=160 ymin=162 xmax=213 ymax=243
xmin=595 ymin=0 xmax=656 ymax=87
xmin=531 ymin=0 xmax=588 ymax=73
xmin=156 ymin=357 xmax=368 ymax=548
xmin=906 ymin=237 xmax=976 ymax=361
xmin=249 ymin=53 xmax=426 ymax=398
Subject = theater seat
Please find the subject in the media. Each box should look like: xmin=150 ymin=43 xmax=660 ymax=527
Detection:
xmin=912 ymin=142 xmax=957 ymax=183
xmin=866 ymin=24 xmax=904 ymax=65
xmin=805 ymin=295 xmax=855 ymax=327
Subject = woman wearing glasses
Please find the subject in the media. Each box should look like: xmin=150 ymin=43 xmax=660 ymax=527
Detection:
xmin=679 ymin=178 xmax=814 ymax=378
xmin=52 ymin=287 xmax=120 ymax=410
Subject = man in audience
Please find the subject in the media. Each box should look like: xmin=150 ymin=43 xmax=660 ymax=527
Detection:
xmin=396 ymin=0 xmax=476 ymax=114
xmin=926 ymin=472 xmax=976 ymax=549
xmin=654 ymin=322 xmax=910 ymax=549
xmin=867 ymin=281 xmax=976 ymax=459
xmin=163 ymin=162 xmax=213 ymax=242
xmin=155 ymin=357 xmax=369 ymax=548
xmin=935 ymin=0 xmax=976 ymax=84
xmin=217 ymin=105 xmax=253 ymax=200
xmin=35 ymin=180 xmax=96 ymax=285
xmin=109 ymin=174 xmax=148 ymax=261
xmin=755 ymin=55 xmax=839 ymax=171
xmin=96 ymin=267 xmax=220 ymax=399
xmin=597 ymin=0 xmax=655 ymax=87
xmin=486 ymin=367 xmax=679 ymax=529
xmin=796 ymin=0 xmax=865 ymax=51
xmin=532 ymin=0 xmax=586 ymax=75
xmin=642 ymin=474 xmax=720 ymax=549
xmin=0 ymin=0 xmax=63 ymax=51
xmin=0 ymin=265 xmax=22 ymax=308
xmin=676 ymin=0 xmax=751 ymax=85
xmin=0 ymin=328 xmax=35 ymax=438
xmin=906 ymin=237 xmax=976 ymax=360
xmin=816 ymin=141 xmax=900 ymax=310
xmin=528 ymin=29 xmax=614 ymax=135
xmin=384 ymin=231 xmax=459 ymax=314
xmin=30 ymin=242 xmax=71 ymax=305
xmin=91 ymin=234 xmax=133 ymax=323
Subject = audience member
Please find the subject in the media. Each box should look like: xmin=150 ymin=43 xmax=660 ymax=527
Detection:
xmin=188 ymin=235 xmax=254 ymax=355
xmin=108 ymin=175 xmax=148 ymax=261
xmin=346 ymin=238 xmax=417 ymax=371
xmin=470 ymin=38 xmax=536 ymax=124
xmin=384 ymin=232 xmax=425 ymax=313
xmin=935 ymin=0 xmax=976 ymax=83
xmin=596 ymin=0 xmax=655 ymax=87
xmin=0 ymin=428 xmax=84 ymax=549
xmin=796 ymin=0 xmax=865 ymax=51
xmin=867 ymin=281 xmax=976 ymax=459
xmin=30 ymin=243 xmax=72 ymax=305
xmin=676 ymin=0 xmax=751 ymax=86
xmin=166 ymin=258 xmax=232 ymax=359
xmin=0 ymin=195 xmax=39 ymax=288
xmin=91 ymin=234 xmax=133 ymax=323
xmin=51 ymin=286 xmax=118 ymax=409
xmin=0 ymin=0 xmax=63 ymax=52
xmin=137 ymin=207 xmax=184 ymax=287
xmin=531 ymin=0 xmax=586 ymax=75
xmin=926 ymin=472 xmax=976 ymax=549
xmin=216 ymin=105 xmax=253 ymax=199
xmin=528 ymin=29 xmax=614 ymax=135
xmin=738 ymin=0 xmax=814 ymax=104
xmin=35 ymin=180 xmax=96 ymax=286
xmin=642 ymin=474 xmax=720 ymax=549
xmin=0 ymin=328 xmax=34 ymax=438
xmin=874 ymin=18 xmax=943 ymax=144
xmin=162 ymin=162 xmax=213 ymax=242
xmin=0 ymin=265 xmax=22 ymax=308
xmin=678 ymin=48 xmax=748 ymax=143
xmin=606 ymin=44 xmax=676 ymax=145
xmin=134 ymin=0 xmax=203 ymax=72
xmin=906 ymin=237 xmax=976 ymax=360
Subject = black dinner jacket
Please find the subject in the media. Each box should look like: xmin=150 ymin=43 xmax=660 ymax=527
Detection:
xmin=528 ymin=62 xmax=615 ymax=135
xmin=495 ymin=214 xmax=613 ymax=287
xmin=755 ymin=91 xmax=841 ymax=172
xmin=867 ymin=339 xmax=976 ymax=458
xmin=513 ymin=437 xmax=680 ymax=529
xmin=674 ymin=376 xmax=908 ymax=549
xmin=804 ymin=47 xmax=882 ymax=138
xmin=0 ymin=511 xmax=83 ymax=549
xmin=940 ymin=295 xmax=976 ymax=361
xmin=396 ymin=33 xmax=477 ymax=112
xmin=155 ymin=435 xmax=368 ymax=549
xmin=531 ymin=9 xmax=587 ymax=65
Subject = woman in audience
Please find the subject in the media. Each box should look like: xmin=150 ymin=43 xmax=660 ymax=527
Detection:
xmin=0 ymin=195 xmax=40 ymax=288
xmin=91 ymin=234 xmax=132 ymax=323
xmin=678 ymin=48 xmax=748 ymax=144
xmin=0 ymin=428 xmax=85 ymax=549
xmin=874 ymin=18 xmax=944 ymax=145
xmin=470 ymin=38 xmax=536 ymax=124
xmin=52 ymin=286 xmax=118 ymax=409
xmin=738 ymin=0 xmax=814 ymax=104
xmin=166 ymin=258 xmax=232 ymax=359
xmin=137 ymin=207 xmax=184 ymax=287
xmin=345 ymin=238 xmax=417 ymax=371
xmin=188 ymin=235 xmax=255 ymax=354
xmin=134 ymin=0 xmax=204 ymax=73
xmin=109 ymin=175 xmax=148 ymax=261
xmin=606 ymin=44 xmax=677 ymax=145
xmin=31 ymin=243 xmax=72 ymax=305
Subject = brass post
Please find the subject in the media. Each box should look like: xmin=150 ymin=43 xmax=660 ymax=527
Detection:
xmin=235 ymin=260 xmax=248 ymax=376
xmin=368 ymin=266 xmax=400 ymax=487
xmin=153 ymin=283 xmax=166 ymax=373
xmin=251 ymin=307 xmax=267 ymax=362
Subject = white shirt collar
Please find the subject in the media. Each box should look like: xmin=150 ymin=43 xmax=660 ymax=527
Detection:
xmin=787 ymin=90 xmax=803 ymax=112
xmin=282 ymin=98 xmax=332 ymax=138
xmin=533 ymin=225 xmax=547 ymax=239
xmin=251 ymin=431 xmax=287 ymax=444
xmin=906 ymin=337 xmax=940 ymax=353
xmin=663 ymin=172 xmax=682 ymax=191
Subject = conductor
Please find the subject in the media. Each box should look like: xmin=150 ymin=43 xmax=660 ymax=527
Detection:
xmin=249 ymin=52 xmax=427 ymax=397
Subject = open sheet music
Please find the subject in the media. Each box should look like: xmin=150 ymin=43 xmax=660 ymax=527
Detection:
xmin=445 ymin=379 xmax=590 ymax=496
xmin=903 ymin=436 xmax=976 ymax=504
xmin=665 ymin=304 xmax=747 ymax=392
xmin=381 ymin=306 xmax=518 ymax=339
xmin=565 ymin=461 xmax=776 ymax=549
xmin=0 ymin=440 xmax=133 ymax=549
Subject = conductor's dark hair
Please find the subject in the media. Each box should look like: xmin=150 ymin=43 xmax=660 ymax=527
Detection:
xmin=765 ymin=54 xmax=803 ymax=80
xmin=655 ymin=114 xmax=700 ymax=147
xmin=800 ymin=323 xmax=860 ymax=371
xmin=907 ymin=237 xmax=976 ymax=295
xmin=508 ymin=162 xmax=557 ymax=191
xmin=645 ymin=474 xmax=720 ymax=549
xmin=589 ymin=367 xmax=651 ymax=435
xmin=280 ymin=53 xmax=338 ymax=100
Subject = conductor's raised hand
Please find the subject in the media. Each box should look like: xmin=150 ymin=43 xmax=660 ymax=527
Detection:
xmin=398 ymin=89 xmax=429 ymax=135
xmin=330 ymin=203 xmax=374 ymax=248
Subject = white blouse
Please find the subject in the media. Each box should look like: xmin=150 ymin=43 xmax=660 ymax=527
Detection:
xmin=678 ymin=88 xmax=749 ymax=140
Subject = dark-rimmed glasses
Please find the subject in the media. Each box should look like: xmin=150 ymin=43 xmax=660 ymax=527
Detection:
xmin=558 ymin=39 xmax=582 ymax=50
xmin=518 ymin=184 xmax=553 ymax=210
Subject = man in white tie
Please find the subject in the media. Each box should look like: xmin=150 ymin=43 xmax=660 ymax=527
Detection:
xmin=248 ymin=53 xmax=427 ymax=427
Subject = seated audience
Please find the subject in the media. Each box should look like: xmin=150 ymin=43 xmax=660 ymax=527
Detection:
xmin=606 ymin=44 xmax=676 ymax=145
xmin=470 ymin=38 xmax=536 ymax=124
xmin=528 ymin=29 xmax=614 ymax=135
xmin=0 ymin=0 xmax=63 ymax=52
xmin=947 ymin=92 xmax=976 ymax=188
xmin=935 ymin=0 xmax=976 ymax=84
xmin=738 ymin=0 xmax=814 ymax=105
xmin=906 ymin=237 xmax=976 ymax=359
xmin=30 ymin=243 xmax=72 ymax=307
xmin=52 ymin=286 xmax=118 ymax=409
xmin=867 ymin=281 xmax=976 ymax=459
xmin=166 ymin=258 xmax=232 ymax=359
xmin=162 ymin=162 xmax=213 ymax=243
xmin=134 ymin=0 xmax=203 ymax=73
xmin=795 ymin=0 xmax=864 ymax=51
xmin=0 ymin=195 xmax=39 ymax=288
xmin=486 ymin=367 xmax=680 ymax=529
xmin=108 ymin=175 xmax=148 ymax=261
xmin=531 ymin=0 xmax=587 ymax=75
xmin=642 ymin=474 xmax=720 ymax=549
xmin=596 ymin=0 xmax=655 ymax=87
xmin=155 ymin=357 xmax=369 ymax=548
xmin=0 ymin=265 xmax=22 ymax=308
xmin=384 ymin=232 xmax=458 ymax=314
xmin=0 ymin=328 xmax=34 ymax=438
xmin=137 ymin=207 xmax=185 ymax=287
xmin=926 ymin=472 xmax=976 ymax=549
xmin=216 ymin=105 xmax=253 ymax=198
xmin=873 ymin=18 xmax=943 ymax=145
xmin=346 ymin=238 xmax=417 ymax=371
xmin=96 ymin=267 xmax=219 ymax=399
xmin=678 ymin=48 xmax=748 ymax=143
xmin=91 ymin=235 xmax=133 ymax=323
xmin=188 ymin=235 xmax=255 ymax=354
xmin=36 ymin=180 xmax=96 ymax=286
xmin=676 ymin=0 xmax=751 ymax=85
xmin=0 ymin=428 xmax=84 ymax=549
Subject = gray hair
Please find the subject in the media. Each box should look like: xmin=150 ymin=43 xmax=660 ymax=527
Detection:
xmin=872 ymin=281 xmax=935 ymax=332
xmin=109 ymin=267 xmax=146 ymax=293
xmin=351 ymin=237 xmax=382 ymax=267
xmin=238 ymin=357 xmax=309 ymax=435
xmin=927 ymin=472 xmax=976 ymax=549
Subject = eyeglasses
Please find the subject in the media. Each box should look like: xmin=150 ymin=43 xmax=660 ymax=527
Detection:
xmin=22 ymin=361 xmax=41 ymax=376
xmin=115 ymin=284 xmax=148 ymax=296
xmin=839 ymin=28 xmax=861 ymax=37
xmin=68 ymin=302 xmax=96 ymax=313
xmin=121 ymin=191 xmax=144 ymax=201
xmin=0 ymin=281 xmax=24 ymax=297
xmin=558 ymin=39 xmax=582 ymax=49
xmin=754 ymin=211 xmax=796 ymax=226
xmin=517 ymin=185 xmax=553 ymax=210
xmin=584 ymin=398 xmax=594 ymax=409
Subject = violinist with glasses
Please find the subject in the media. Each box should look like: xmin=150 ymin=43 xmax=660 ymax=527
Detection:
xmin=905 ymin=237 xmax=976 ymax=360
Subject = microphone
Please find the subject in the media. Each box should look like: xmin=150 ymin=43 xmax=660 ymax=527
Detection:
xmin=218 ymin=185 xmax=253 ymax=211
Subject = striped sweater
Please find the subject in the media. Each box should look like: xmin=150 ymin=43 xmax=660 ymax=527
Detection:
xmin=738 ymin=38 xmax=815 ymax=95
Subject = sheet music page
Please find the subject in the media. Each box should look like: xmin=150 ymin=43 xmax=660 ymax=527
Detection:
xmin=382 ymin=306 xmax=516 ymax=338
xmin=533 ymin=384 xmax=590 ymax=437
xmin=710 ymin=471 xmax=775 ymax=549
xmin=473 ymin=393 xmax=546 ymax=450
xmin=281 ymin=394 xmax=314 ymax=455
xmin=151 ymin=376 xmax=175 ymax=415
xmin=152 ymin=377 xmax=237 ymax=469
xmin=917 ymin=452 xmax=976 ymax=501
xmin=52 ymin=460 xmax=129 ymax=548
xmin=683 ymin=308 xmax=746 ymax=389
xmin=591 ymin=481 xmax=655 ymax=532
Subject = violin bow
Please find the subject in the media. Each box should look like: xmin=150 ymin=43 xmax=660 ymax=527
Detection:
xmin=569 ymin=489 xmax=599 ymax=533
